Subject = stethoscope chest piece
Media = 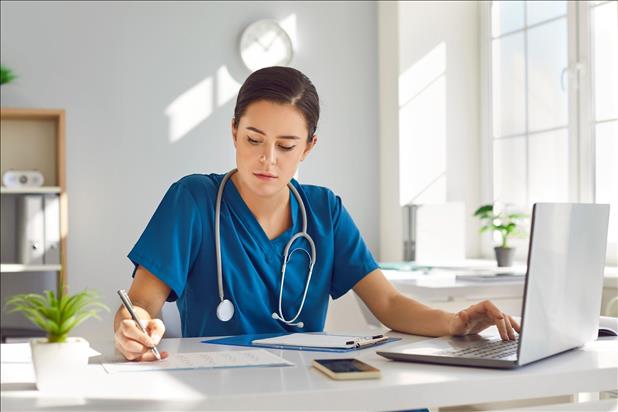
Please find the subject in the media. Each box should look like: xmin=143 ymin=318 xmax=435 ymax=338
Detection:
xmin=217 ymin=299 xmax=234 ymax=322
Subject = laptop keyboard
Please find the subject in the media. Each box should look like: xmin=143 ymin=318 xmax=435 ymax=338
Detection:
xmin=437 ymin=338 xmax=519 ymax=359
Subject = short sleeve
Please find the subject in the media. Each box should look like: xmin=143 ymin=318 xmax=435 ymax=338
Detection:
xmin=127 ymin=182 xmax=203 ymax=301
xmin=329 ymin=194 xmax=379 ymax=299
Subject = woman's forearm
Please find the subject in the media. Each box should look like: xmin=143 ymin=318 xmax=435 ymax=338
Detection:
xmin=380 ymin=293 xmax=455 ymax=337
xmin=113 ymin=266 xmax=170 ymax=332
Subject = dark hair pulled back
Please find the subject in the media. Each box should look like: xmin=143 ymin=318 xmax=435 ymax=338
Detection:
xmin=233 ymin=66 xmax=320 ymax=141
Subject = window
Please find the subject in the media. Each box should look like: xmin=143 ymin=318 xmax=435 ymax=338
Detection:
xmin=483 ymin=1 xmax=617 ymax=264
xmin=588 ymin=1 xmax=618 ymax=264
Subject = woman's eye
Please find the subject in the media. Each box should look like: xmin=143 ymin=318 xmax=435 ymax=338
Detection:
xmin=246 ymin=136 xmax=294 ymax=151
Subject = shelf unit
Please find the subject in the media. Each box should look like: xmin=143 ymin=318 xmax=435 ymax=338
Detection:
xmin=0 ymin=108 xmax=67 ymax=341
xmin=0 ymin=187 xmax=61 ymax=194
xmin=0 ymin=264 xmax=63 ymax=273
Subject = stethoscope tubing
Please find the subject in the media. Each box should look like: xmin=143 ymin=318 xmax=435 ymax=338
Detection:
xmin=215 ymin=169 xmax=316 ymax=327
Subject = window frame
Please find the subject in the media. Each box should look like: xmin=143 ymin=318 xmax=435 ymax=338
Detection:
xmin=480 ymin=1 xmax=617 ymax=265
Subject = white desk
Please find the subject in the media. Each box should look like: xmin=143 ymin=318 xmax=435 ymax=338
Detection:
xmin=2 ymin=332 xmax=617 ymax=411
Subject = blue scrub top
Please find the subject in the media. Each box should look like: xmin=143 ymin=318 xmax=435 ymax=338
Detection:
xmin=128 ymin=173 xmax=379 ymax=337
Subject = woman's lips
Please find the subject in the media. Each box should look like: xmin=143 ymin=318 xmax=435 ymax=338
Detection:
xmin=253 ymin=172 xmax=278 ymax=181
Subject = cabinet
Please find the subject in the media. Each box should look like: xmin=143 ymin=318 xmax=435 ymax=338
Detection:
xmin=0 ymin=108 xmax=67 ymax=341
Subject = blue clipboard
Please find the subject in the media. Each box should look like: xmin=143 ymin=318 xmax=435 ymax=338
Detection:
xmin=201 ymin=333 xmax=401 ymax=353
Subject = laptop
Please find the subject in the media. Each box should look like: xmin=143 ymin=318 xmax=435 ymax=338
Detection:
xmin=377 ymin=203 xmax=610 ymax=369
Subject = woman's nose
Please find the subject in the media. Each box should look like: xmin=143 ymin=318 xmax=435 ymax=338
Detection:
xmin=260 ymin=146 xmax=277 ymax=164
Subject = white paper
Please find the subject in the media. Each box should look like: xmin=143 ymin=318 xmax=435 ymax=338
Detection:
xmin=252 ymin=333 xmax=369 ymax=349
xmin=101 ymin=349 xmax=293 ymax=374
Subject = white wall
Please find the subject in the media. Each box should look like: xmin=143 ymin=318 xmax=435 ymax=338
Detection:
xmin=0 ymin=1 xmax=379 ymax=340
xmin=379 ymin=1 xmax=481 ymax=262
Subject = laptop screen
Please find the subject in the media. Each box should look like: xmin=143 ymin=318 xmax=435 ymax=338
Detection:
xmin=517 ymin=203 xmax=609 ymax=365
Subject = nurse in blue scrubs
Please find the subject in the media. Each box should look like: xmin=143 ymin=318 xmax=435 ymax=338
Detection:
xmin=113 ymin=66 xmax=520 ymax=361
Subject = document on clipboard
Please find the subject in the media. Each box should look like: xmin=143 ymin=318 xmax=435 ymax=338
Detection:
xmin=252 ymin=333 xmax=390 ymax=350
xmin=202 ymin=333 xmax=400 ymax=352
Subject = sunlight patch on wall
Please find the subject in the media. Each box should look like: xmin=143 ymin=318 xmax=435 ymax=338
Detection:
xmin=279 ymin=14 xmax=298 ymax=50
xmin=216 ymin=65 xmax=242 ymax=108
xmin=398 ymin=42 xmax=447 ymax=207
xmin=399 ymin=42 xmax=446 ymax=107
xmin=165 ymin=76 xmax=214 ymax=143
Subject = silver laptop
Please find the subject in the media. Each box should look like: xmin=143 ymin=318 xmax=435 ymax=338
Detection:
xmin=377 ymin=203 xmax=610 ymax=369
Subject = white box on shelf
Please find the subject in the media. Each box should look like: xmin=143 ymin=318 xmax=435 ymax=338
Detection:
xmin=402 ymin=202 xmax=465 ymax=263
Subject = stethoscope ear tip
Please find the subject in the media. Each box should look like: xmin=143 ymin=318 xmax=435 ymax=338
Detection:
xmin=271 ymin=312 xmax=279 ymax=320
xmin=297 ymin=322 xmax=304 ymax=328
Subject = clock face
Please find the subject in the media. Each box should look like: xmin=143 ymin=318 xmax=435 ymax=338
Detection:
xmin=240 ymin=20 xmax=294 ymax=72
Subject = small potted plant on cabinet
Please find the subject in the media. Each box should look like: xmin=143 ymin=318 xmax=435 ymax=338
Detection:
xmin=474 ymin=204 xmax=528 ymax=267
xmin=0 ymin=65 xmax=17 ymax=85
xmin=5 ymin=288 xmax=108 ymax=391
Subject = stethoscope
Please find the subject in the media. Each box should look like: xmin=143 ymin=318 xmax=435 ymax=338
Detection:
xmin=214 ymin=169 xmax=317 ymax=328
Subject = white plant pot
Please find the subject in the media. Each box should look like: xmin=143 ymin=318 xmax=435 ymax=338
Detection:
xmin=30 ymin=337 xmax=90 ymax=391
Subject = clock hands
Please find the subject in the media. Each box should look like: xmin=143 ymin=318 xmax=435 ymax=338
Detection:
xmin=251 ymin=35 xmax=268 ymax=51
xmin=264 ymin=32 xmax=281 ymax=51
xmin=252 ymin=31 xmax=281 ymax=52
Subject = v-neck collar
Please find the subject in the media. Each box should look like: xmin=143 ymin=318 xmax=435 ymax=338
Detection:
xmin=223 ymin=176 xmax=299 ymax=259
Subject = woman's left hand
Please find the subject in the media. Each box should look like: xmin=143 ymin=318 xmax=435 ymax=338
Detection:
xmin=448 ymin=300 xmax=521 ymax=341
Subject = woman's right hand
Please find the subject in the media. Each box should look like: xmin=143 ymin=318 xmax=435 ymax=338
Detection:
xmin=114 ymin=318 xmax=169 ymax=361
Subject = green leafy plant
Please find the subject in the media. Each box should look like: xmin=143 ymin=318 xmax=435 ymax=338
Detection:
xmin=5 ymin=288 xmax=109 ymax=343
xmin=474 ymin=204 xmax=528 ymax=248
xmin=0 ymin=65 xmax=17 ymax=85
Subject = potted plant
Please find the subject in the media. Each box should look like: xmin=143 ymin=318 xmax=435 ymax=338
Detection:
xmin=474 ymin=204 xmax=528 ymax=267
xmin=5 ymin=288 xmax=108 ymax=391
xmin=0 ymin=65 xmax=17 ymax=85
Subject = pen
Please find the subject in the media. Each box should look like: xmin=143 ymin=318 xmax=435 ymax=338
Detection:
xmin=117 ymin=289 xmax=161 ymax=360
xmin=345 ymin=334 xmax=388 ymax=347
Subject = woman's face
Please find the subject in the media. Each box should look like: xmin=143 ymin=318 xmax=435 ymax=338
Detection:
xmin=232 ymin=100 xmax=316 ymax=198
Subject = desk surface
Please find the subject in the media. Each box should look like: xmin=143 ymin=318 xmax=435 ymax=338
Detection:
xmin=1 ymin=332 xmax=617 ymax=411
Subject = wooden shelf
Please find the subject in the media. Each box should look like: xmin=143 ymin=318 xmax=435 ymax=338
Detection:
xmin=0 ymin=108 xmax=65 ymax=121
xmin=1 ymin=108 xmax=67 ymax=289
xmin=1 ymin=264 xmax=62 ymax=273
xmin=0 ymin=186 xmax=61 ymax=194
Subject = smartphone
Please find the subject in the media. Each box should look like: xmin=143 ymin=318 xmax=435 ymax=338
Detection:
xmin=312 ymin=358 xmax=381 ymax=380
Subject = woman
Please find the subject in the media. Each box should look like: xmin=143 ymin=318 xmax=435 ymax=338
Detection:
xmin=114 ymin=66 xmax=520 ymax=361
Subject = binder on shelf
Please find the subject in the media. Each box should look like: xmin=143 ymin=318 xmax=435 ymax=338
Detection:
xmin=16 ymin=195 xmax=45 ymax=265
xmin=43 ymin=195 xmax=60 ymax=265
